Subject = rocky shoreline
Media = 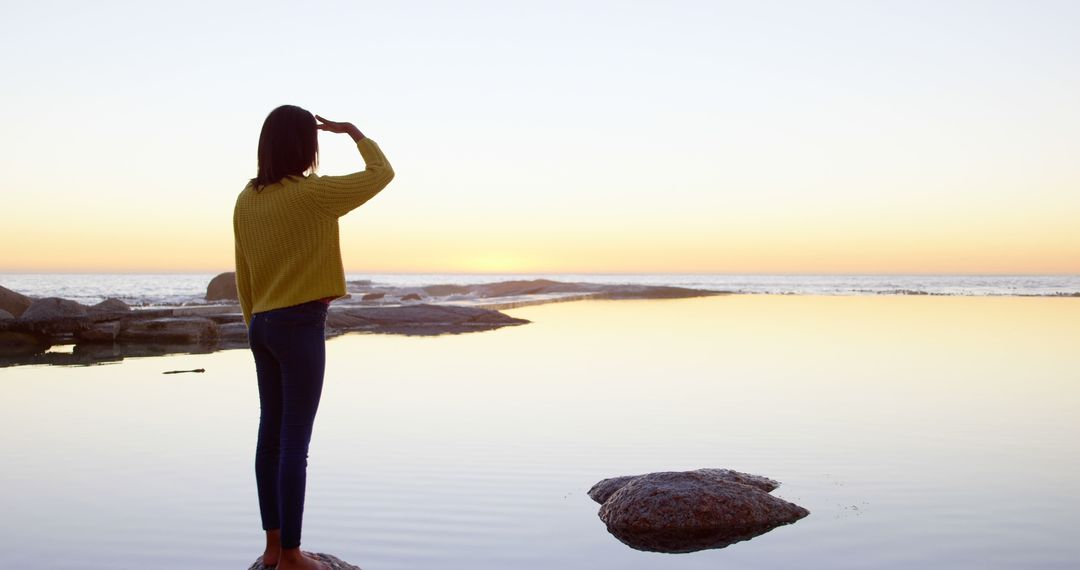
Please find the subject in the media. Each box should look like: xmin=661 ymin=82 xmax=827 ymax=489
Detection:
xmin=0 ymin=296 xmax=530 ymax=367
xmin=1 ymin=275 xmax=726 ymax=367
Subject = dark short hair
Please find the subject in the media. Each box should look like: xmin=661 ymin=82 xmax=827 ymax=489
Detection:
xmin=249 ymin=105 xmax=319 ymax=192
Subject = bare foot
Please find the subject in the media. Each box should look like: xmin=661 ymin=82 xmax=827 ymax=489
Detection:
xmin=277 ymin=550 xmax=328 ymax=570
xmin=262 ymin=529 xmax=282 ymax=567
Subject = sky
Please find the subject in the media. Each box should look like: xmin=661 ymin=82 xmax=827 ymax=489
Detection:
xmin=0 ymin=0 xmax=1077 ymax=274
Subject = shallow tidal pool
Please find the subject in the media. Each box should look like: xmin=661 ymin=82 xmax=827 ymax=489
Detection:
xmin=1 ymin=295 xmax=1078 ymax=569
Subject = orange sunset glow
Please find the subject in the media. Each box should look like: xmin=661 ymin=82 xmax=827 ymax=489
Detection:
xmin=1 ymin=2 xmax=1077 ymax=275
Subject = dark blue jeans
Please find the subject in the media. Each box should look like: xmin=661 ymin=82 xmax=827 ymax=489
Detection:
xmin=248 ymin=300 xmax=328 ymax=550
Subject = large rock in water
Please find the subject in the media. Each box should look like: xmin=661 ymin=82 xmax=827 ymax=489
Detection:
xmin=206 ymin=272 xmax=238 ymax=301
xmin=19 ymin=297 xmax=88 ymax=322
xmin=588 ymin=468 xmax=779 ymax=504
xmin=592 ymin=469 xmax=809 ymax=553
xmin=88 ymin=297 xmax=131 ymax=315
xmin=0 ymin=285 xmax=33 ymax=318
xmin=247 ymin=552 xmax=361 ymax=570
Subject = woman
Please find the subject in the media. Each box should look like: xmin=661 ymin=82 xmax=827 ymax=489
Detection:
xmin=234 ymin=104 xmax=394 ymax=570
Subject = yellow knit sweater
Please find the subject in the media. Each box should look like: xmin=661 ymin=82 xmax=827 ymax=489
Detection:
xmin=233 ymin=137 xmax=394 ymax=326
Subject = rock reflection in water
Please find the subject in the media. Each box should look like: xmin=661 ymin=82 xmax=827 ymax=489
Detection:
xmin=605 ymin=522 xmax=796 ymax=553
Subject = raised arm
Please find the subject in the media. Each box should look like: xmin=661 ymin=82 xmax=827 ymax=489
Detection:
xmin=307 ymin=115 xmax=395 ymax=218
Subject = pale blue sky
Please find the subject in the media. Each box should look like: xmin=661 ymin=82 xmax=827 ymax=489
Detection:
xmin=1 ymin=1 xmax=1078 ymax=272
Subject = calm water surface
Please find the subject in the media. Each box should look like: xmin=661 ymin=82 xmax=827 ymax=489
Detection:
xmin=1 ymin=296 xmax=1078 ymax=569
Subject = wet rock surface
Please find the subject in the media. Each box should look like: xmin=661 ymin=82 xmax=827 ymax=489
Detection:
xmin=247 ymin=552 xmax=361 ymax=570
xmin=591 ymin=469 xmax=809 ymax=553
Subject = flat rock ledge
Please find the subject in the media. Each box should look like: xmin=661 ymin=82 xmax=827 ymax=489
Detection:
xmin=0 ymin=301 xmax=528 ymax=367
xmin=248 ymin=552 xmax=360 ymax=570
xmin=1 ymin=275 xmax=729 ymax=368
xmin=590 ymin=468 xmax=809 ymax=553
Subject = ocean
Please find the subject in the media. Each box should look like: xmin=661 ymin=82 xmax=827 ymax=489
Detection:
xmin=1 ymin=273 xmax=1078 ymax=307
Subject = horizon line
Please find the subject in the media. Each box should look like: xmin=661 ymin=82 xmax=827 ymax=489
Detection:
xmin=1 ymin=270 xmax=1078 ymax=277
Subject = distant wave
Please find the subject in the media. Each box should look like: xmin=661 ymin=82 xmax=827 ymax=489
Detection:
xmin=863 ymin=288 xmax=1079 ymax=297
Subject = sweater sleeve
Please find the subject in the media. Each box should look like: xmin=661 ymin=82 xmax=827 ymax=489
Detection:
xmin=233 ymin=215 xmax=254 ymax=327
xmin=307 ymin=137 xmax=395 ymax=218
